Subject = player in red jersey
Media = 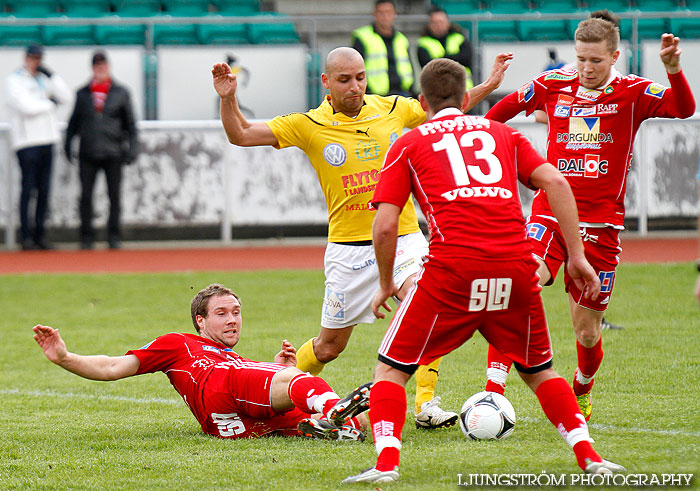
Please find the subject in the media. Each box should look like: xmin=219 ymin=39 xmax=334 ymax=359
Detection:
xmin=33 ymin=283 xmax=371 ymax=441
xmin=482 ymin=10 xmax=696 ymax=419
xmin=343 ymin=58 xmax=623 ymax=484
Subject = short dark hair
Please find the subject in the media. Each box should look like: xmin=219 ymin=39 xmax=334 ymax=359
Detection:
xmin=92 ymin=50 xmax=108 ymax=66
xmin=190 ymin=284 xmax=241 ymax=333
xmin=575 ymin=9 xmax=620 ymax=53
xmin=420 ymin=58 xmax=466 ymax=113
xmin=26 ymin=44 xmax=44 ymax=56
xmin=428 ymin=5 xmax=446 ymax=15
xmin=375 ymin=0 xmax=396 ymax=7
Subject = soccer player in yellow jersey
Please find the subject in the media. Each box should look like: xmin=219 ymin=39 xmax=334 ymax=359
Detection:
xmin=212 ymin=47 xmax=512 ymax=430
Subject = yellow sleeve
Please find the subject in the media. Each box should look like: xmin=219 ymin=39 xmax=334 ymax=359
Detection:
xmin=266 ymin=113 xmax=309 ymax=150
xmin=400 ymin=97 xmax=427 ymax=129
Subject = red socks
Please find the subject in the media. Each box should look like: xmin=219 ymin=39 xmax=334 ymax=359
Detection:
xmin=573 ymin=338 xmax=604 ymax=395
xmin=287 ymin=373 xmax=338 ymax=415
xmin=485 ymin=344 xmax=513 ymax=395
xmin=536 ymin=377 xmax=600 ymax=470
xmin=370 ymin=380 xmax=406 ymax=472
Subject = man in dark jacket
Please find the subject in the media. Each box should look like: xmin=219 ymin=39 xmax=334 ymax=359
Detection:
xmin=65 ymin=50 xmax=137 ymax=249
xmin=417 ymin=6 xmax=473 ymax=90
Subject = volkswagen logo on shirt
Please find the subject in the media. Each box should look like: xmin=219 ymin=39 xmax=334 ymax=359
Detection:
xmin=323 ymin=143 xmax=347 ymax=166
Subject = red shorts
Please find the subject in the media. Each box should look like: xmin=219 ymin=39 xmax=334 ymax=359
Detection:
xmin=200 ymin=360 xmax=305 ymax=439
xmin=526 ymin=216 xmax=621 ymax=311
xmin=378 ymin=256 xmax=553 ymax=373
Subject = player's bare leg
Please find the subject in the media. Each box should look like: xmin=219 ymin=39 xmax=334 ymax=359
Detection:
xmin=296 ymin=325 xmax=354 ymax=375
xmin=568 ymin=297 xmax=605 ymax=421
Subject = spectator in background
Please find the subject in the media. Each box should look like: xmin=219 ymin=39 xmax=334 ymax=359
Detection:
xmin=417 ymin=6 xmax=473 ymax=90
xmin=544 ymin=48 xmax=568 ymax=71
xmin=65 ymin=50 xmax=138 ymax=250
xmin=5 ymin=44 xmax=71 ymax=250
xmin=351 ymin=0 xmax=415 ymax=97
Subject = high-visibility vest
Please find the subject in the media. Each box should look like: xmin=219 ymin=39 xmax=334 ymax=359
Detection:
xmin=352 ymin=25 xmax=414 ymax=95
xmin=417 ymin=32 xmax=474 ymax=89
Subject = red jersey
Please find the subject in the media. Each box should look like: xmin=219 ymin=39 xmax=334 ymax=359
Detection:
xmin=126 ymin=333 xmax=289 ymax=437
xmin=372 ymin=108 xmax=547 ymax=260
xmin=486 ymin=68 xmax=695 ymax=227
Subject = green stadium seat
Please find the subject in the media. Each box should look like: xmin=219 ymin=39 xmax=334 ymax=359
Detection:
xmin=684 ymin=0 xmax=700 ymax=9
xmin=0 ymin=25 xmax=43 ymax=45
xmin=247 ymin=16 xmax=299 ymax=44
xmin=478 ymin=20 xmax=520 ymax=41
xmin=42 ymin=24 xmax=96 ymax=45
xmin=443 ymin=0 xmax=483 ymax=15
xmin=212 ymin=0 xmax=259 ymax=16
xmin=582 ymin=0 xmax=631 ymax=12
xmin=623 ymin=17 xmax=669 ymax=39
xmin=94 ymin=23 xmax=146 ymax=44
xmin=112 ymin=0 xmax=162 ymax=16
xmin=4 ymin=0 xmax=61 ymax=17
xmin=669 ymin=16 xmax=700 ymax=37
xmin=519 ymin=19 xmax=571 ymax=40
xmin=533 ymin=0 xmax=584 ymax=13
xmin=632 ymin=0 xmax=681 ymax=11
xmin=161 ymin=0 xmax=211 ymax=16
xmin=484 ymin=0 xmax=531 ymax=15
xmin=197 ymin=22 xmax=249 ymax=44
xmin=60 ymin=0 xmax=112 ymax=17
xmin=153 ymin=23 xmax=199 ymax=44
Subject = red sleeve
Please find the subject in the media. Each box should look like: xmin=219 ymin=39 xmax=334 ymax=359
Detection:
xmin=666 ymin=70 xmax=695 ymax=118
xmin=485 ymin=91 xmax=523 ymax=122
xmin=638 ymin=70 xmax=696 ymax=120
xmin=511 ymin=128 xmax=549 ymax=189
xmin=371 ymin=136 xmax=413 ymax=209
xmin=126 ymin=333 xmax=180 ymax=375
xmin=486 ymin=78 xmax=545 ymax=122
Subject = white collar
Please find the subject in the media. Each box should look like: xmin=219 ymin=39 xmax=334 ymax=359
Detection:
xmin=431 ymin=107 xmax=463 ymax=120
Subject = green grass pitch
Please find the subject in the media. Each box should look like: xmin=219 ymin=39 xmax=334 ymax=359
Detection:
xmin=1 ymin=263 xmax=698 ymax=489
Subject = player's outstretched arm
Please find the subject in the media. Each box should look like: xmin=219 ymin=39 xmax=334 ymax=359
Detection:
xmin=464 ymin=52 xmax=513 ymax=112
xmin=660 ymin=33 xmax=682 ymax=74
xmin=529 ymin=165 xmax=601 ymax=300
xmin=371 ymin=203 xmax=401 ymax=319
xmin=212 ymin=63 xmax=278 ymax=147
xmin=33 ymin=325 xmax=140 ymax=381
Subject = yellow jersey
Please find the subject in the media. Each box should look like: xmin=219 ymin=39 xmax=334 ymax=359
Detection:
xmin=267 ymin=94 xmax=425 ymax=242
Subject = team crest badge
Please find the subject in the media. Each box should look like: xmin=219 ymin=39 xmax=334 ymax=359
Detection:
xmin=644 ymin=83 xmax=667 ymax=98
xmin=323 ymin=143 xmax=347 ymax=166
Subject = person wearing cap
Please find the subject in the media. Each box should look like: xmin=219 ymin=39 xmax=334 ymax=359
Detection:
xmin=5 ymin=44 xmax=72 ymax=250
xmin=65 ymin=50 xmax=138 ymax=250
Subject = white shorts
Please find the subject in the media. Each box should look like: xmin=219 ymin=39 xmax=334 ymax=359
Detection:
xmin=321 ymin=231 xmax=429 ymax=329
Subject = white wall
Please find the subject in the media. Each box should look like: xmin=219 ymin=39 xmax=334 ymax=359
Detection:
xmin=0 ymin=46 xmax=145 ymax=123
xmin=641 ymin=39 xmax=700 ymax=100
xmin=157 ymin=45 xmax=308 ymax=121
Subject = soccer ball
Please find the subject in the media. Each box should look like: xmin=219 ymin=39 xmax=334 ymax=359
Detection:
xmin=459 ymin=391 xmax=516 ymax=440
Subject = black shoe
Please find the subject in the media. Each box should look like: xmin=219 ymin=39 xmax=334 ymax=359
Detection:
xmin=80 ymin=240 xmax=94 ymax=250
xmin=34 ymin=238 xmax=54 ymax=250
xmin=601 ymin=317 xmax=624 ymax=330
xmin=326 ymin=382 xmax=372 ymax=426
xmin=21 ymin=239 xmax=37 ymax=251
xmin=108 ymin=238 xmax=122 ymax=249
